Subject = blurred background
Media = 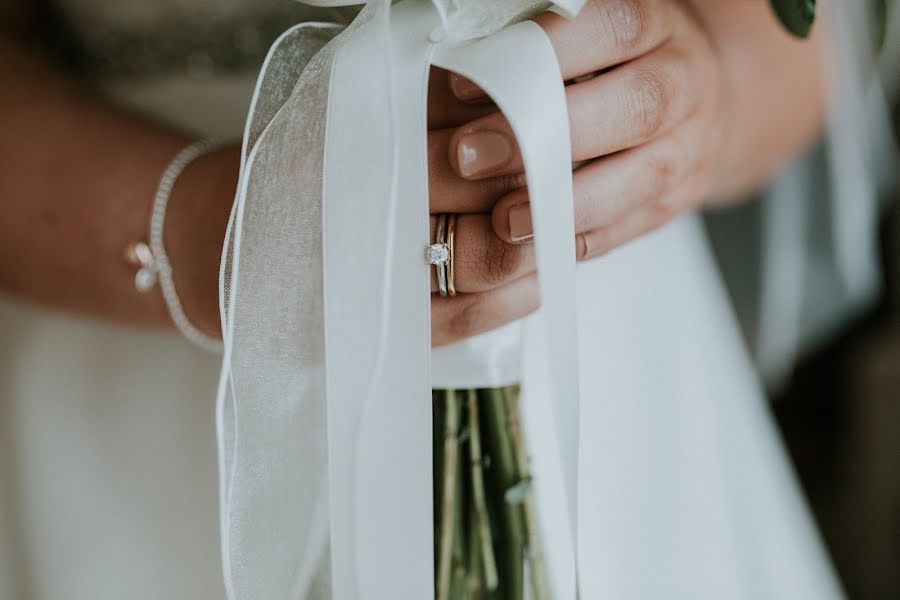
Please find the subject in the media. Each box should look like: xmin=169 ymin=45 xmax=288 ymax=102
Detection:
xmin=711 ymin=101 xmax=900 ymax=598
xmin=772 ymin=144 xmax=900 ymax=599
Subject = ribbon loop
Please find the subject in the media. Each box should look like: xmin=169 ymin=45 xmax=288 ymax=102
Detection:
xmin=433 ymin=20 xmax=581 ymax=595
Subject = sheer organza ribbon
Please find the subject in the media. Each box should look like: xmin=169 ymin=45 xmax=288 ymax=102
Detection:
xmin=216 ymin=1 xmax=585 ymax=597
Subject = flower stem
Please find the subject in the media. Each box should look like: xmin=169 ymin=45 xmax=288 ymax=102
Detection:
xmin=436 ymin=389 xmax=461 ymax=600
xmin=434 ymin=386 xmax=544 ymax=599
xmin=466 ymin=389 xmax=500 ymax=591
xmin=480 ymin=387 xmax=525 ymax=600
xmin=504 ymin=386 xmax=550 ymax=600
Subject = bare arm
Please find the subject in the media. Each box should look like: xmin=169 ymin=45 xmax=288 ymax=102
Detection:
xmin=0 ymin=8 xmax=238 ymax=334
xmin=692 ymin=0 xmax=828 ymax=203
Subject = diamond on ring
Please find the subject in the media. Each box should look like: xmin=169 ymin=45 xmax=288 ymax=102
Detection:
xmin=427 ymin=243 xmax=450 ymax=266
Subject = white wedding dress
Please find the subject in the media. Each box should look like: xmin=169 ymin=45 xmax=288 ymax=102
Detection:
xmin=0 ymin=1 xmax=894 ymax=599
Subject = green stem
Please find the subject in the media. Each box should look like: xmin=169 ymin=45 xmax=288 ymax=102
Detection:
xmin=449 ymin=424 xmax=469 ymax=600
xmin=503 ymin=387 xmax=551 ymax=600
xmin=467 ymin=390 xmax=500 ymax=591
xmin=436 ymin=389 xmax=461 ymax=600
xmin=466 ymin=502 xmax=485 ymax=598
xmin=480 ymin=387 xmax=526 ymax=600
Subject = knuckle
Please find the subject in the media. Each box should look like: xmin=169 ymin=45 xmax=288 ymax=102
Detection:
xmin=482 ymin=234 xmax=524 ymax=285
xmin=691 ymin=154 xmax=714 ymax=184
xmin=627 ymin=67 xmax=674 ymax=140
xmin=645 ymin=142 xmax=680 ymax=195
xmin=493 ymin=172 xmax=527 ymax=195
xmin=447 ymin=297 xmax=482 ymax=339
xmin=650 ymin=197 xmax=677 ymax=222
xmin=573 ymin=187 xmax=596 ymax=231
xmin=590 ymin=0 xmax=649 ymax=51
xmin=613 ymin=0 xmax=650 ymax=50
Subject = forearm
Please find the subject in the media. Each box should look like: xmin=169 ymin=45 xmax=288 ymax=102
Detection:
xmin=0 ymin=35 xmax=237 ymax=334
xmin=689 ymin=0 xmax=827 ymax=202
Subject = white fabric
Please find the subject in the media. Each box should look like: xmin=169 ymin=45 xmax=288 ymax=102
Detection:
xmin=0 ymin=302 xmax=225 ymax=600
xmin=525 ymin=217 xmax=843 ymax=599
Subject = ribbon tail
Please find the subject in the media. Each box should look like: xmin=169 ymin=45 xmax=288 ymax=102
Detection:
xmin=322 ymin=1 xmax=437 ymax=598
xmin=433 ymin=20 xmax=582 ymax=598
xmin=217 ymin=21 xmax=345 ymax=600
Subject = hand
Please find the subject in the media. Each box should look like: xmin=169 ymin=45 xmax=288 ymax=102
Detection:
xmin=428 ymin=0 xmax=729 ymax=346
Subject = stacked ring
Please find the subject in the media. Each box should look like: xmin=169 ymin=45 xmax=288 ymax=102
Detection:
xmin=427 ymin=213 xmax=457 ymax=297
xmin=446 ymin=213 xmax=456 ymax=296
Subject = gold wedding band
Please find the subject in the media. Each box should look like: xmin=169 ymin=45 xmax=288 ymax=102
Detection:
xmin=427 ymin=213 xmax=457 ymax=297
xmin=446 ymin=214 xmax=456 ymax=296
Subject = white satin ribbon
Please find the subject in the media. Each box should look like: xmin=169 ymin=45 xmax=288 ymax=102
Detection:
xmin=218 ymin=1 xmax=585 ymax=598
xmin=431 ymin=19 xmax=582 ymax=569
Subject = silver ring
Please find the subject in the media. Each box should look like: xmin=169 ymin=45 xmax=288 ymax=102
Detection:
xmin=427 ymin=214 xmax=452 ymax=296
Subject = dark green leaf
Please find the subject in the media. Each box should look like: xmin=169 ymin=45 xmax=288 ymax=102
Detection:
xmin=770 ymin=0 xmax=816 ymax=38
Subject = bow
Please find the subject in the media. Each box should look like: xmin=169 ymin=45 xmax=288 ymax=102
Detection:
xmin=217 ymin=1 xmax=585 ymax=598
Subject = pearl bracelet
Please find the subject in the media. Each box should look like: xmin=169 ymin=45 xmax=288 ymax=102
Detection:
xmin=126 ymin=138 xmax=228 ymax=353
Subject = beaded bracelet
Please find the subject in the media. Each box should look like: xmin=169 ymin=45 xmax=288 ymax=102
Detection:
xmin=126 ymin=139 xmax=228 ymax=353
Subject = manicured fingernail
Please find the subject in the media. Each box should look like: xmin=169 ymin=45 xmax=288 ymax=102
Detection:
xmin=456 ymin=130 xmax=512 ymax=178
xmin=508 ymin=204 xmax=533 ymax=243
xmin=449 ymin=73 xmax=481 ymax=101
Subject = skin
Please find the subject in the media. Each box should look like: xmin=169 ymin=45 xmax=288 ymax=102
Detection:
xmin=0 ymin=0 xmax=826 ymax=346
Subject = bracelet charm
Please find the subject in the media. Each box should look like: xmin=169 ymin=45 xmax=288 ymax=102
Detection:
xmin=125 ymin=138 xmax=228 ymax=353
xmin=125 ymin=240 xmax=158 ymax=292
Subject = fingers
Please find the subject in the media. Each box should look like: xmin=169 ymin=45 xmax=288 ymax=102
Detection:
xmin=427 ymin=129 xmax=526 ymax=214
xmin=450 ymin=0 xmax=676 ymax=103
xmin=427 ymin=67 xmax=496 ymax=129
xmin=429 ymin=214 xmax=534 ymax=294
xmin=575 ymin=204 xmax=671 ymax=261
xmin=491 ymin=131 xmax=698 ymax=243
xmin=428 ymin=160 xmax=708 ymax=348
xmin=567 ymin=45 xmax=695 ymax=166
xmin=449 ymin=45 xmax=696 ymax=180
xmin=431 ymin=275 xmax=539 ymax=347
xmin=575 ymin=170 xmax=708 ymax=261
xmin=538 ymin=0 xmax=675 ymax=79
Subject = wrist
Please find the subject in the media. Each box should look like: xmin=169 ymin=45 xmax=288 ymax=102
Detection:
xmin=164 ymin=143 xmax=241 ymax=338
xmin=693 ymin=0 xmax=827 ymax=202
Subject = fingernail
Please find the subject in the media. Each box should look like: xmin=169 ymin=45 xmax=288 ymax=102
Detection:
xmin=449 ymin=73 xmax=481 ymax=101
xmin=456 ymin=130 xmax=512 ymax=178
xmin=508 ymin=203 xmax=533 ymax=243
